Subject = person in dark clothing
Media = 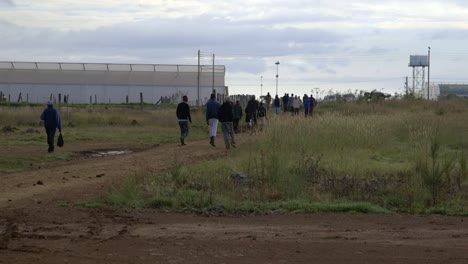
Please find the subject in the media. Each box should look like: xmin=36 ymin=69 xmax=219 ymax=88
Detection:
xmin=217 ymin=97 xmax=236 ymax=149
xmin=40 ymin=101 xmax=62 ymax=153
xmin=274 ymin=95 xmax=281 ymax=114
xmin=309 ymin=95 xmax=317 ymax=117
xmin=303 ymin=94 xmax=310 ymax=117
xmin=176 ymin=95 xmax=192 ymax=146
xmin=282 ymin=93 xmax=289 ymax=113
xmin=245 ymin=95 xmax=259 ymax=129
xmin=257 ymin=102 xmax=267 ymax=131
xmin=288 ymin=94 xmax=295 ymax=113
xmin=264 ymin=92 xmax=272 ymax=110
xmin=232 ymin=100 xmax=243 ymax=134
xmin=206 ymin=94 xmax=221 ymax=147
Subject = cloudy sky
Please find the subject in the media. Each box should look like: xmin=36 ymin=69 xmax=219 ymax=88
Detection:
xmin=1 ymin=0 xmax=468 ymax=97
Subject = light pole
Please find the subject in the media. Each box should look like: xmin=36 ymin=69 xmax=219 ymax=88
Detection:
xmin=275 ymin=61 xmax=280 ymax=96
xmin=260 ymin=76 xmax=263 ymax=97
xmin=427 ymin=46 xmax=431 ymax=100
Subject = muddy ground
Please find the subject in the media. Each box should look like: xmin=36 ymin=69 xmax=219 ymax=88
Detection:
xmin=1 ymin=138 xmax=467 ymax=263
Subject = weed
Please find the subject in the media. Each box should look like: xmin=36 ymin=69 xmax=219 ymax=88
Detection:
xmin=416 ymin=136 xmax=454 ymax=206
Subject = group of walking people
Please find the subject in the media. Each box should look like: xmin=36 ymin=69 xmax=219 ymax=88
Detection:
xmin=176 ymin=93 xmax=271 ymax=149
xmin=273 ymin=93 xmax=317 ymax=117
xmin=176 ymin=94 xmax=238 ymax=149
xmin=38 ymin=92 xmax=316 ymax=153
xmin=176 ymin=92 xmax=317 ymax=148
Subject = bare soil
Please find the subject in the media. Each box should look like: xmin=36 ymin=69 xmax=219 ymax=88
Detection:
xmin=1 ymin=137 xmax=467 ymax=263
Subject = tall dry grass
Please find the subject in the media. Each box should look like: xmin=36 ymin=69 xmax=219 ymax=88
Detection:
xmin=107 ymin=99 xmax=468 ymax=214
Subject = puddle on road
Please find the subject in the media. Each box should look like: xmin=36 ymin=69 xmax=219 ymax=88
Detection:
xmin=80 ymin=150 xmax=133 ymax=158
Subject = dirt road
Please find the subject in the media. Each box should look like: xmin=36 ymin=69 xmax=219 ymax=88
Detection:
xmin=1 ymin=139 xmax=467 ymax=263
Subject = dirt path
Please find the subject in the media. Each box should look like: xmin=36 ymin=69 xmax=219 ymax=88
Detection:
xmin=1 ymin=137 xmax=468 ymax=263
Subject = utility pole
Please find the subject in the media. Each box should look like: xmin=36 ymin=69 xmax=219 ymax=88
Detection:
xmin=405 ymin=76 xmax=409 ymax=96
xmin=427 ymin=46 xmax=431 ymax=100
xmin=197 ymin=50 xmax=200 ymax=106
xmin=260 ymin=76 xmax=263 ymax=97
xmin=275 ymin=61 xmax=280 ymax=96
xmin=212 ymin=54 xmax=215 ymax=94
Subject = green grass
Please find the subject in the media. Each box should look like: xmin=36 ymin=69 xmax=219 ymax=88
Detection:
xmin=2 ymin=100 xmax=468 ymax=215
xmin=0 ymin=105 xmax=207 ymax=146
xmin=0 ymin=152 xmax=75 ymax=173
xmin=105 ymin=99 xmax=468 ymax=215
xmin=0 ymin=105 xmax=208 ymax=173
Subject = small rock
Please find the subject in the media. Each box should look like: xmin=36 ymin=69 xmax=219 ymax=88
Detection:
xmin=231 ymin=172 xmax=247 ymax=181
xmin=96 ymin=174 xmax=105 ymax=178
xmin=207 ymin=205 xmax=225 ymax=215
xmin=36 ymin=180 xmax=44 ymax=185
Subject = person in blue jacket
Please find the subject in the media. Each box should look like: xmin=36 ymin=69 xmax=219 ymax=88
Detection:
xmin=40 ymin=101 xmax=62 ymax=153
xmin=206 ymin=94 xmax=220 ymax=147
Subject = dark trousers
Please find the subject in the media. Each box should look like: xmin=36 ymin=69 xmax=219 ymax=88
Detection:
xmin=309 ymin=107 xmax=314 ymax=117
xmin=178 ymin=121 xmax=189 ymax=139
xmin=233 ymin=118 xmax=240 ymax=133
xmin=221 ymin=122 xmax=235 ymax=146
xmin=45 ymin=127 xmax=56 ymax=153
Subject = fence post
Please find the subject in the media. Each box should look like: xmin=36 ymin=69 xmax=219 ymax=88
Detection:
xmin=140 ymin=92 xmax=143 ymax=109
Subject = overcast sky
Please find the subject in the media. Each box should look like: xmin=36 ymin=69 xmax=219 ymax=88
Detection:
xmin=1 ymin=0 xmax=468 ymax=97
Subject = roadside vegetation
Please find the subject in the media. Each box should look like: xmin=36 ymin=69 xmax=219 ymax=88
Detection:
xmin=106 ymin=98 xmax=468 ymax=215
xmin=0 ymin=104 xmax=207 ymax=172
xmin=1 ymin=99 xmax=468 ymax=215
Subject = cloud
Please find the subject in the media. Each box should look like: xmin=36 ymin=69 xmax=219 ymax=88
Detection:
xmin=427 ymin=29 xmax=468 ymax=40
xmin=0 ymin=15 xmax=349 ymax=66
xmin=2 ymin=0 xmax=468 ymax=96
xmin=0 ymin=0 xmax=15 ymax=7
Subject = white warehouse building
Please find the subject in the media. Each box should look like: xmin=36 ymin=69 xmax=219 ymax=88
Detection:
xmin=0 ymin=61 xmax=227 ymax=105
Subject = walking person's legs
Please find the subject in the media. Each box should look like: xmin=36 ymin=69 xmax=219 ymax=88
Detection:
xmin=221 ymin=122 xmax=229 ymax=148
xmin=208 ymin=118 xmax=219 ymax=146
xmin=227 ymin=122 xmax=236 ymax=147
xmin=178 ymin=121 xmax=188 ymax=145
xmin=233 ymin=118 xmax=240 ymax=133
xmin=257 ymin=117 xmax=265 ymax=131
xmin=46 ymin=128 xmax=56 ymax=153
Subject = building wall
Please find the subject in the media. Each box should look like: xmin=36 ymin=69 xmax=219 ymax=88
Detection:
xmin=0 ymin=67 xmax=226 ymax=104
xmin=0 ymin=83 xmax=224 ymax=105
